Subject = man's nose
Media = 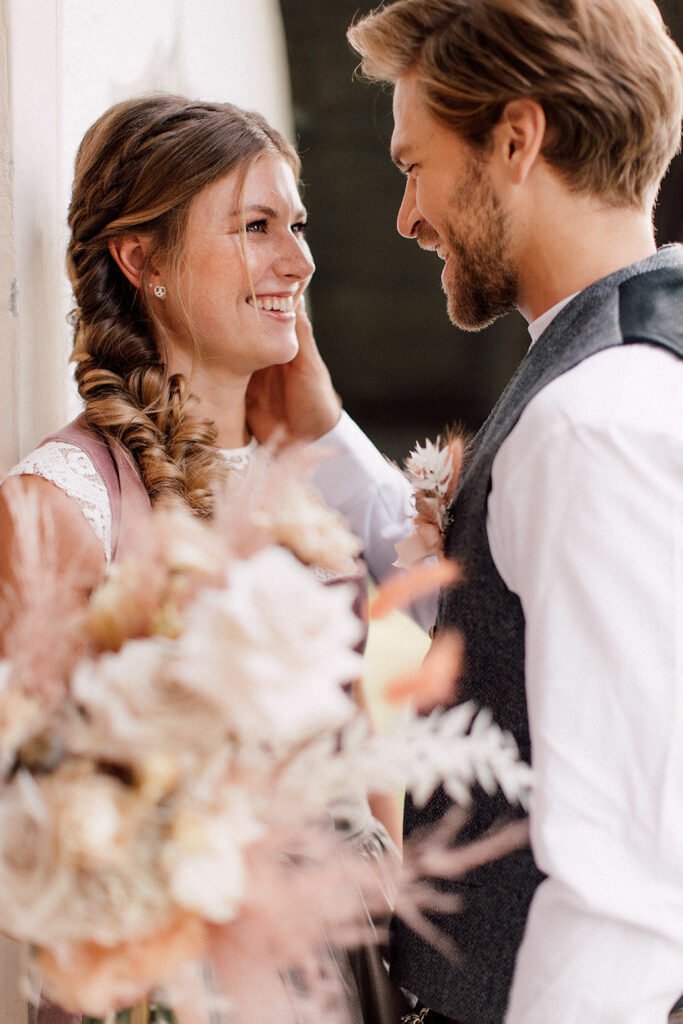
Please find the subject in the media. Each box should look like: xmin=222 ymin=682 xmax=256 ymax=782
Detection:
xmin=397 ymin=178 xmax=421 ymax=238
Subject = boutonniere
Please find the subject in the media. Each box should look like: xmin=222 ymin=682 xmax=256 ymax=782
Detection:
xmin=394 ymin=432 xmax=467 ymax=570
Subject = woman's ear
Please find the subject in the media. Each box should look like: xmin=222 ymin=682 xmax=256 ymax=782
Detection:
xmin=108 ymin=235 xmax=161 ymax=291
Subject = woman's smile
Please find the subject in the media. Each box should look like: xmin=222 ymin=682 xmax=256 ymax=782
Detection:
xmin=160 ymin=153 xmax=314 ymax=378
xmin=246 ymin=292 xmax=298 ymax=318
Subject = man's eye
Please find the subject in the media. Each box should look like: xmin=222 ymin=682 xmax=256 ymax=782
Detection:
xmin=246 ymin=219 xmax=267 ymax=233
xmin=292 ymin=221 xmax=308 ymax=235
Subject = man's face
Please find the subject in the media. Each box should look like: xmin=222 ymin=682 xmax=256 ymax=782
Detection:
xmin=391 ymin=72 xmax=518 ymax=331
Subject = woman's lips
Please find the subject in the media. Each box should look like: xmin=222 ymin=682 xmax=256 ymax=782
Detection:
xmin=246 ymin=294 xmax=297 ymax=320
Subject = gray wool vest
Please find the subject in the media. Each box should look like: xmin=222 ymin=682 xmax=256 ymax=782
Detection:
xmin=390 ymin=245 xmax=683 ymax=1024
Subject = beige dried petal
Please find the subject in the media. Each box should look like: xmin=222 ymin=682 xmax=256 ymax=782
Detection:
xmin=394 ymin=523 xmax=443 ymax=569
xmin=81 ymin=561 xmax=167 ymax=651
xmin=261 ymin=484 xmax=362 ymax=576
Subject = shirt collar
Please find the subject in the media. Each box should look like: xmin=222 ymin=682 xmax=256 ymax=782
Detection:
xmin=528 ymin=292 xmax=580 ymax=347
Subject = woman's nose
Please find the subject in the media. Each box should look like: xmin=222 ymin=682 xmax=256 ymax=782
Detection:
xmin=279 ymin=235 xmax=315 ymax=281
xmin=397 ymin=178 xmax=421 ymax=239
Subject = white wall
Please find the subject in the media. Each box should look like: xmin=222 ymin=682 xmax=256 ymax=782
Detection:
xmin=4 ymin=0 xmax=64 ymax=473
xmin=0 ymin=0 xmax=294 ymax=471
xmin=0 ymin=0 xmax=17 ymax=477
xmin=0 ymin=2 xmax=293 ymax=1016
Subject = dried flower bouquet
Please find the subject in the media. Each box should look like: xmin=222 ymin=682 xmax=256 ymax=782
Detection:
xmin=0 ymin=441 xmax=531 ymax=1024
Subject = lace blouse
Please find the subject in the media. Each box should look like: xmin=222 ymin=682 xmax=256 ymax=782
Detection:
xmin=6 ymin=437 xmax=259 ymax=564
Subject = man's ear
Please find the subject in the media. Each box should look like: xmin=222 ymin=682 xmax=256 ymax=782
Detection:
xmin=493 ymin=99 xmax=546 ymax=186
xmin=108 ymin=234 xmax=161 ymax=290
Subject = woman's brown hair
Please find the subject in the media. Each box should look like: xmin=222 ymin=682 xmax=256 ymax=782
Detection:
xmin=348 ymin=0 xmax=683 ymax=207
xmin=67 ymin=95 xmax=300 ymax=516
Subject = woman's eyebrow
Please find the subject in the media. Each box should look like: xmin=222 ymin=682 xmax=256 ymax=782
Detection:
xmin=232 ymin=203 xmax=279 ymax=218
xmin=231 ymin=203 xmax=308 ymax=220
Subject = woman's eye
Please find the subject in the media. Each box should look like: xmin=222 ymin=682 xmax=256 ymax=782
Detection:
xmin=292 ymin=221 xmax=308 ymax=235
xmin=245 ymin=219 xmax=267 ymax=233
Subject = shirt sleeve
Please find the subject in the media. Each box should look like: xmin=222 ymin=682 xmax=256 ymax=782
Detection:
xmin=310 ymin=411 xmax=436 ymax=633
xmin=487 ymin=346 xmax=683 ymax=1023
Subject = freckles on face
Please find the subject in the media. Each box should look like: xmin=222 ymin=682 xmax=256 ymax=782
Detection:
xmin=164 ymin=154 xmax=314 ymax=376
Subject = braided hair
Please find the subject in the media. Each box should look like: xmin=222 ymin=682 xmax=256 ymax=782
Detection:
xmin=67 ymin=95 xmax=300 ymax=516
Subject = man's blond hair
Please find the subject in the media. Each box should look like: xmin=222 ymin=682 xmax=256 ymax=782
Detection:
xmin=348 ymin=0 xmax=683 ymax=207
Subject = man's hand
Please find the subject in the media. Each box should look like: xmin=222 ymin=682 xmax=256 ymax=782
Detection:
xmin=246 ymin=305 xmax=342 ymax=443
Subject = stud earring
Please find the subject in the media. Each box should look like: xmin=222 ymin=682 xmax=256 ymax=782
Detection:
xmin=153 ymin=284 xmax=167 ymax=299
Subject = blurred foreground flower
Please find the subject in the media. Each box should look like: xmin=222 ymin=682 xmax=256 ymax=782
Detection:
xmin=0 ymin=442 xmax=531 ymax=1024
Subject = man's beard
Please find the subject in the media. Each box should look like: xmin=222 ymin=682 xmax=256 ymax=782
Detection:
xmin=440 ymin=169 xmax=518 ymax=332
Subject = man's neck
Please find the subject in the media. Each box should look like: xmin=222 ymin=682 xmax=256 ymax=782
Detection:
xmin=516 ymin=198 xmax=657 ymax=323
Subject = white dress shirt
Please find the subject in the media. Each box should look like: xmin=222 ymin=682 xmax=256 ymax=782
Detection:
xmin=312 ymin=411 xmax=437 ymax=633
xmin=315 ymin=301 xmax=683 ymax=1022
xmin=493 ymin=320 xmax=683 ymax=1023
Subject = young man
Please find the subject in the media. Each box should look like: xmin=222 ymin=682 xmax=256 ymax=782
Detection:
xmin=249 ymin=1 xmax=682 ymax=1018
xmin=338 ymin=2 xmax=682 ymax=1022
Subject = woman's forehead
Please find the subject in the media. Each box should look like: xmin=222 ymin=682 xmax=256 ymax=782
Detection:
xmin=242 ymin=153 xmax=303 ymax=211
xmin=189 ymin=153 xmax=303 ymax=222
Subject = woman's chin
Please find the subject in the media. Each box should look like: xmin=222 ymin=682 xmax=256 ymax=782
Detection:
xmin=261 ymin=337 xmax=300 ymax=368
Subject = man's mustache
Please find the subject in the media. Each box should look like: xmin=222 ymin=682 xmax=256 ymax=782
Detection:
xmin=416 ymin=225 xmax=441 ymax=251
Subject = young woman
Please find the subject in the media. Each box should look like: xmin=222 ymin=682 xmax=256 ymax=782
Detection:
xmin=1 ymin=97 xmax=317 ymax=581
xmin=0 ymin=94 xmax=409 ymax=1024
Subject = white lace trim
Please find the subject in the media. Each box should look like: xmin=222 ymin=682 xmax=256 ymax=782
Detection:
xmin=7 ymin=442 xmax=113 ymax=563
xmin=219 ymin=436 xmax=259 ymax=471
xmin=6 ymin=439 xmax=262 ymax=568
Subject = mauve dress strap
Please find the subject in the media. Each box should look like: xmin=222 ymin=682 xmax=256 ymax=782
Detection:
xmin=34 ymin=417 xmax=151 ymax=1024
xmin=31 ymin=1002 xmax=82 ymax=1024
xmin=45 ymin=414 xmax=152 ymax=561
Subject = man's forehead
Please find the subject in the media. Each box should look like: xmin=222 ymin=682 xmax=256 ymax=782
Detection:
xmin=391 ymin=72 xmax=423 ymax=166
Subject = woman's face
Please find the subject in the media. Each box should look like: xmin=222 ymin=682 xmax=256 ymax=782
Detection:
xmin=160 ymin=152 xmax=314 ymax=377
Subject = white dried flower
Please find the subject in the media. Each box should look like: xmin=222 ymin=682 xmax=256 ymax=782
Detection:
xmin=56 ymin=773 xmax=127 ymax=866
xmin=276 ymin=704 xmax=533 ymax=818
xmin=0 ymin=768 xmax=171 ymax=947
xmin=68 ymin=639 xmax=227 ymax=770
xmin=175 ymin=547 xmax=361 ymax=748
xmin=164 ymin=785 xmax=262 ymax=923
xmin=403 ymin=438 xmax=455 ymax=498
